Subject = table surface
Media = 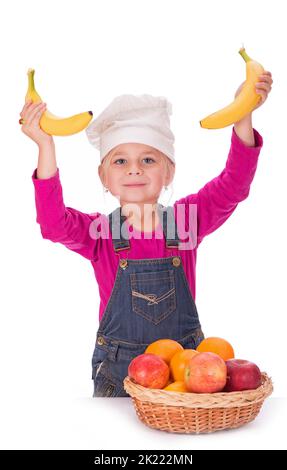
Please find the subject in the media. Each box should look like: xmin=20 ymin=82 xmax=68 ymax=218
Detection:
xmin=1 ymin=392 xmax=286 ymax=450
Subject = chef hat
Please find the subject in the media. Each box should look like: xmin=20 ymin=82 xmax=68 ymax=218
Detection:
xmin=85 ymin=94 xmax=175 ymax=164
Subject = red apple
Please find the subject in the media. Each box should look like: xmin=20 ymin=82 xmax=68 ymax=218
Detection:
xmin=128 ymin=353 xmax=170 ymax=389
xmin=224 ymin=359 xmax=262 ymax=392
xmin=184 ymin=352 xmax=227 ymax=393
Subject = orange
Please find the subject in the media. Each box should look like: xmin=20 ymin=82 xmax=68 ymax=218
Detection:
xmin=164 ymin=381 xmax=188 ymax=392
xmin=170 ymin=349 xmax=199 ymax=381
xmin=145 ymin=339 xmax=183 ymax=365
xmin=196 ymin=337 xmax=235 ymax=361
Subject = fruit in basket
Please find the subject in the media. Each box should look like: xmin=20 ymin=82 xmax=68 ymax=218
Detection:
xmin=128 ymin=353 xmax=170 ymax=389
xmin=196 ymin=337 xmax=234 ymax=361
xmin=145 ymin=339 xmax=183 ymax=365
xmin=224 ymin=359 xmax=262 ymax=392
xmin=184 ymin=352 xmax=227 ymax=393
xmin=170 ymin=349 xmax=199 ymax=381
xmin=164 ymin=381 xmax=188 ymax=392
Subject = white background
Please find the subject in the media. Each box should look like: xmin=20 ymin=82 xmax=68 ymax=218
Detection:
xmin=0 ymin=0 xmax=286 ymax=450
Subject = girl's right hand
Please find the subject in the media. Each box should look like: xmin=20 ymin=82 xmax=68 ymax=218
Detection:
xmin=19 ymin=100 xmax=54 ymax=146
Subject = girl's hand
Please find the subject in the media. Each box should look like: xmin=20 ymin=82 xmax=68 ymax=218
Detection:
xmin=19 ymin=100 xmax=54 ymax=147
xmin=234 ymin=71 xmax=273 ymax=111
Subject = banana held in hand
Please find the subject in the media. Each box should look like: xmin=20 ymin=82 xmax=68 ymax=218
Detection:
xmin=200 ymin=48 xmax=265 ymax=129
xmin=25 ymin=69 xmax=93 ymax=136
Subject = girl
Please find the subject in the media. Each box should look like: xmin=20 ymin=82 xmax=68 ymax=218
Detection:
xmin=19 ymin=72 xmax=272 ymax=397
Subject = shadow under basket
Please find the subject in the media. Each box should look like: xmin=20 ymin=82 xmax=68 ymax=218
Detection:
xmin=123 ymin=372 xmax=273 ymax=434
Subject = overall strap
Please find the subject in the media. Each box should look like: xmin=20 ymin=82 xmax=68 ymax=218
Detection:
xmin=108 ymin=206 xmax=130 ymax=252
xmin=158 ymin=204 xmax=181 ymax=249
xmin=108 ymin=204 xmax=180 ymax=253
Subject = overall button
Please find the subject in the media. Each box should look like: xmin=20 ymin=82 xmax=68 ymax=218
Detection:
xmin=119 ymin=259 xmax=128 ymax=269
xmin=97 ymin=336 xmax=105 ymax=346
xmin=172 ymin=256 xmax=181 ymax=267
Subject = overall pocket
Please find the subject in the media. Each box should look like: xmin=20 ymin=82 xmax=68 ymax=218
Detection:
xmin=92 ymin=346 xmax=116 ymax=397
xmin=93 ymin=369 xmax=117 ymax=397
xmin=130 ymin=269 xmax=176 ymax=325
xmin=92 ymin=343 xmax=129 ymax=397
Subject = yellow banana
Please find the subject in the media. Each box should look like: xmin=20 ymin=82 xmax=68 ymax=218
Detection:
xmin=200 ymin=47 xmax=265 ymax=129
xmin=25 ymin=69 xmax=93 ymax=136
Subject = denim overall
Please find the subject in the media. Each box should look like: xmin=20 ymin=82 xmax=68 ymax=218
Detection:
xmin=92 ymin=204 xmax=204 ymax=397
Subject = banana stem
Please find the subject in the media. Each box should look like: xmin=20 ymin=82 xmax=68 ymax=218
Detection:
xmin=27 ymin=68 xmax=35 ymax=91
xmin=238 ymin=48 xmax=252 ymax=63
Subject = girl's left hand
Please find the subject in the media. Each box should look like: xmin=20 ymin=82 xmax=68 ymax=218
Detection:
xmin=234 ymin=71 xmax=273 ymax=110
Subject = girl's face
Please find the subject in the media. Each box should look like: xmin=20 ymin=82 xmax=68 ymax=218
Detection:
xmin=99 ymin=143 xmax=174 ymax=205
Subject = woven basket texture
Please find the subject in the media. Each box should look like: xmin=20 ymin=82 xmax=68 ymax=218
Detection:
xmin=123 ymin=372 xmax=273 ymax=434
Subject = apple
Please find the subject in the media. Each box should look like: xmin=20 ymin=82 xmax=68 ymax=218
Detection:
xmin=184 ymin=352 xmax=227 ymax=393
xmin=224 ymin=359 xmax=262 ymax=392
xmin=128 ymin=353 xmax=170 ymax=389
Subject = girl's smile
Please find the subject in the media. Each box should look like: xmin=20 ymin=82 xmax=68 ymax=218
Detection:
xmin=123 ymin=183 xmax=147 ymax=187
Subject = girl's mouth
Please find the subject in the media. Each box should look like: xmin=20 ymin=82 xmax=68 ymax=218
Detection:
xmin=124 ymin=184 xmax=147 ymax=187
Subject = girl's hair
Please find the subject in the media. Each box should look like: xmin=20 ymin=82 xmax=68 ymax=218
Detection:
xmin=99 ymin=147 xmax=175 ymax=185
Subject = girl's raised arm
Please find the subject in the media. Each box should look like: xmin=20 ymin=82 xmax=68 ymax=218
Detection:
xmin=174 ymin=126 xmax=263 ymax=247
xmin=20 ymin=100 xmax=102 ymax=261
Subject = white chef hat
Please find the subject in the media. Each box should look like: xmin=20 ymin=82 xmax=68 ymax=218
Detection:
xmin=85 ymin=94 xmax=175 ymax=164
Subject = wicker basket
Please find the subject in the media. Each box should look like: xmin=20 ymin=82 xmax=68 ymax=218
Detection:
xmin=123 ymin=372 xmax=273 ymax=434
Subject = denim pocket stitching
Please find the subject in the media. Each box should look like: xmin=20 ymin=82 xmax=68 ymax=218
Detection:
xmin=93 ymin=371 xmax=117 ymax=397
xmin=131 ymin=287 xmax=175 ymax=305
xmin=130 ymin=270 xmax=177 ymax=324
xmin=132 ymin=300 xmax=176 ymax=324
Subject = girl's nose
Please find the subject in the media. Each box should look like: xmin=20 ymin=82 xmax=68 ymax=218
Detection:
xmin=127 ymin=168 xmax=142 ymax=175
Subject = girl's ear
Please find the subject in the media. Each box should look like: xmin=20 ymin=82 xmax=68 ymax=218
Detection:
xmin=98 ymin=165 xmax=105 ymax=187
xmin=165 ymin=162 xmax=175 ymax=186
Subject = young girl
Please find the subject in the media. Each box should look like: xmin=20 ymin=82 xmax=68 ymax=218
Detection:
xmin=20 ymin=72 xmax=272 ymax=397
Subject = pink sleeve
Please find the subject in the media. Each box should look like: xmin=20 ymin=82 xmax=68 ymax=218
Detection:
xmin=31 ymin=167 xmax=102 ymax=261
xmin=174 ymin=126 xmax=263 ymax=247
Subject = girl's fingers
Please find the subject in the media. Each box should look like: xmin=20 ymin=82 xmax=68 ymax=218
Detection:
xmin=25 ymin=103 xmax=46 ymax=125
xmin=23 ymin=102 xmax=41 ymax=124
xmin=28 ymin=103 xmax=47 ymax=125
xmin=20 ymin=99 xmax=34 ymax=117
xmin=20 ymin=101 xmax=35 ymax=118
xmin=258 ymin=74 xmax=273 ymax=84
xmin=258 ymin=78 xmax=273 ymax=86
xmin=21 ymin=100 xmax=45 ymax=118
xmin=255 ymin=83 xmax=272 ymax=94
xmin=261 ymin=71 xmax=272 ymax=78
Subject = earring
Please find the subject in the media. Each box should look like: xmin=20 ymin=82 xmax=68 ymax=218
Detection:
xmin=104 ymin=187 xmax=109 ymax=193
xmin=164 ymin=186 xmax=168 ymax=191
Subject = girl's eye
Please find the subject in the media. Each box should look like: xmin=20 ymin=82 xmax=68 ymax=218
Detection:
xmin=113 ymin=157 xmax=155 ymax=165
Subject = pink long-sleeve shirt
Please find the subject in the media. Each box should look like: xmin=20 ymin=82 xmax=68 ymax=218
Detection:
xmin=32 ymin=126 xmax=263 ymax=321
